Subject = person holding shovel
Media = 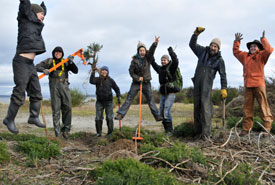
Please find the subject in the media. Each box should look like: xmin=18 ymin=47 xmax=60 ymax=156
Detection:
xmin=233 ymin=31 xmax=273 ymax=137
xmin=3 ymin=0 xmax=47 ymax=134
xmin=115 ymin=37 xmax=163 ymax=122
xmin=90 ymin=66 xmax=121 ymax=137
xmin=189 ymin=27 xmax=228 ymax=140
xmin=36 ymin=46 xmax=78 ymax=139
xmin=151 ymin=46 xmax=180 ymax=135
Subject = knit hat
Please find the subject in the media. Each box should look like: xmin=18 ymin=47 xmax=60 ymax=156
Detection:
xmin=246 ymin=40 xmax=263 ymax=50
xmin=137 ymin=41 xmax=147 ymax=51
xmin=100 ymin=66 xmax=109 ymax=73
xmin=161 ymin=54 xmax=170 ymax=61
xmin=31 ymin=4 xmax=44 ymax=14
xmin=210 ymin=38 xmax=221 ymax=49
xmin=52 ymin=46 xmax=64 ymax=59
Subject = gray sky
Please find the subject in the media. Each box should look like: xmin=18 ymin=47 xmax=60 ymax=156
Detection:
xmin=0 ymin=0 xmax=275 ymax=98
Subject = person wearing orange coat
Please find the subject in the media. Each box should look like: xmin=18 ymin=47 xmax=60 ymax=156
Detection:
xmin=233 ymin=31 xmax=274 ymax=136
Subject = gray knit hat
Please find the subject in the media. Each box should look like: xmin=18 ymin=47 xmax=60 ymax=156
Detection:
xmin=137 ymin=41 xmax=146 ymax=51
xmin=161 ymin=54 xmax=170 ymax=61
xmin=31 ymin=4 xmax=44 ymax=13
xmin=210 ymin=38 xmax=221 ymax=49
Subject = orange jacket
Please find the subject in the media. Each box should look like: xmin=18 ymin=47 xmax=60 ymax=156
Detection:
xmin=233 ymin=37 xmax=273 ymax=87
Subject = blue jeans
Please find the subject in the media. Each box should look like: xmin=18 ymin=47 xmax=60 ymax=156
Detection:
xmin=96 ymin=100 xmax=113 ymax=121
xmin=160 ymin=93 xmax=176 ymax=122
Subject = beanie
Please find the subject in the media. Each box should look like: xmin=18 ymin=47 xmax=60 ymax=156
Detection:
xmin=161 ymin=54 xmax=170 ymax=61
xmin=100 ymin=66 xmax=109 ymax=73
xmin=31 ymin=4 xmax=44 ymax=14
xmin=137 ymin=41 xmax=147 ymax=51
xmin=210 ymin=38 xmax=221 ymax=49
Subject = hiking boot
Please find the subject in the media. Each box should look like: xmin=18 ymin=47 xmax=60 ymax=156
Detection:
xmin=239 ymin=130 xmax=249 ymax=137
xmin=114 ymin=114 xmax=123 ymax=120
xmin=155 ymin=115 xmax=163 ymax=122
xmin=62 ymin=131 xmax=69 ymax=139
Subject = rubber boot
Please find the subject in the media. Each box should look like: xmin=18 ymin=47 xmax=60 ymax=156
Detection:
xmin=96 ymin=120 xmax=103 ymax=137
xmin=54 ymin=124 xmax=61 ymax=137
xmin=107 ymin=119 xmax=114 ymax=136
xmin=162 ymin=121 xmax=168 ymax=133
xmin=166 ymin=122 xmax=173 ymax=136
xmin=3 ymin=101 xmax=20 ymax=134
xmin=28 ymin=101 xmax=45 ymax=128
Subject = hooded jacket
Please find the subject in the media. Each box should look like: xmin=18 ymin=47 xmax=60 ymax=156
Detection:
xmin=129 ymin=42 xmax=157 ymax=83
xmin=189 ymin=34 xmax=227 ymax=89
xmin=90 ymin=72 xmax=121 ymax=102
xmin=16 ymin=0 xmax=46 ymax=55
xmin=233 ymin=37 xmax=273 ymax=87
xmin=36 ymin=47 xmax=78 ymax=80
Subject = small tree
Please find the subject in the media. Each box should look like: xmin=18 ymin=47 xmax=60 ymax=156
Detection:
xmin=70 ymin=88 xmax=87 ymax=107
xmin=84 ymin=42 xmax=103 ymax=73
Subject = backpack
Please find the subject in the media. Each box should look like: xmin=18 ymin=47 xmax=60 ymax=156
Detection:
xmin=166 ymin=65 xmax=183 ymax=93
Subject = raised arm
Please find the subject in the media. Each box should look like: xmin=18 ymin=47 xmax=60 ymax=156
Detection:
xmin=260 ymin=31 xmax=274 ymax=64
xmin=189 ymin=27 xmax=206 ymax=57
xmin=167 ymin=47 xmax=179 ymax=74
xmin=233 ymin=33 xmax=246 ymax=65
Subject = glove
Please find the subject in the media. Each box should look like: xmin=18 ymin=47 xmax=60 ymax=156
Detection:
xmin=68 ymin=55 xmax=74 ymax=64
xmin=221 ymin=89 xmax=227 ymax=99
xmin=117 ymin=96 xmax=121 ymax=104
xmin=235 ymin=33 xmax=243 ymax=42
xmin=194 ymin=27 xmax=205 ymax=36
xmin=168 ymin=46 xmax=173 ymax=53
xmin=43 ymin=69 xmax=49 ymax=75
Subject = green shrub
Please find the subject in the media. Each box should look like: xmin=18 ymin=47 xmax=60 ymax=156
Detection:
xmin=142 ymin=130 xmax=165 ymax=147
xmin=70 ymin=88 xmax=87 ymax=107
xmin=16 ymin=137 xmax=61 ymax=160
xmin=227 ymin=116 xmax=275 ymax=134
xmin=89 ymin=158 xmax=181 ymax=185
xmin=69 ymin=131 xmax=89 ymax=140
xmin=208 ymin=163 xmax=260 ymax=185
xmin=0 ymin=133 xmax=38 ymax=141
xmin=173 ymin=122 xmax=196 ymax=137
xmin=0 ymin=142 xmax=10 ymax=164
xmin=109 ymin=126 xmax=136 ymax=142
xmin=140 ymin=142 xmax=208 ymax=166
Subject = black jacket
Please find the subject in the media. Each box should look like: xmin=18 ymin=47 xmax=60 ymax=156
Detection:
xmin=16 ymin=0 xmax=46 ymax=55
xmin=36 ymin=58 xmax=78 ymax=80
xmin=189 ymin=34 xmax=227 ymax=89
xmin=151 ymin=48 xmax=179 ymax=95
xmin=90 ymin=72 xmax=120 ymax=102
xmin=129 ymin=42 xmax=157 ymax=83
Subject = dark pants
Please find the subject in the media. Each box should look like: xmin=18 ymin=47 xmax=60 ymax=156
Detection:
xmin=117 ymin=82 xmax=160 ymax=119
xmin=95 ymin=100 xmax=113 ymax=121
xmin=50 ymin=80 xmax=72 ymax=134
xmin=11 ymin=54 xmax=42 ymax=106
xmin=193 ymin=67 xmax=214 ymax=137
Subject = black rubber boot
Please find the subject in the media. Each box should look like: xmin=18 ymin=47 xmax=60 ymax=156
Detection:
xmin=96 ymin=120 xmax=103 ymax=137
xmin=162 ymin=121 xmax=168 ymax=133
xmin=28 ymin=101 xmax=45 ymax=128
xmin=54 ymin=125 xmax=61 ymax=137
xmin=166 ymin=122 xmax=173 ymax=135
xmin=107 ymin=119 xmax=114 ymax=136
xmin=3 ymin=102 xmax=20 ymax=134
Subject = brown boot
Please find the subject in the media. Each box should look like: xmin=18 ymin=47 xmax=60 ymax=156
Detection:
xmin=239 ymin=130 xmax=249 ymax=137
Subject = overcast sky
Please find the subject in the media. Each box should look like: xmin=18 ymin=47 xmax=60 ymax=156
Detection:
xmin=0 ymin=0 xmax=275 ymax=98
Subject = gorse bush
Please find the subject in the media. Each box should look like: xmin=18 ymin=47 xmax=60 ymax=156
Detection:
xmin=0 ymin=133 xmax=38 ymax=141
xmin=89 ymin=158 xmax=181 ymax=185
xmin=0 ymin=142 xmax=10 ymax=164
xmin=69 ymin=131 xmax=89 ymax=140
xmin=109 ymin=126 xmax=136 ymax=142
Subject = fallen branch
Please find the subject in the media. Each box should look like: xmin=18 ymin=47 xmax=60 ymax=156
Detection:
xmin=214 ymin=163 xmax=239 ymax=185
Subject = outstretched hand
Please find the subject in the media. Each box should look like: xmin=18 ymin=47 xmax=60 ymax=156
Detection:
xmin=194 ymin=27 xmax=205 ymax=36
xmin=235 ymin=33 xmax=243 ymax=41
xmin=155 ymin=36 xmax=160 ymax=44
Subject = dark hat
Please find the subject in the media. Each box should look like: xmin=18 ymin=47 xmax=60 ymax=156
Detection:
xmin=100 ymin=66 xmax=109 ymax=73
xmin=31 ymin=4 xmax=44 ymax=14
xmin=246 ymin=40 xmax=263 ymax=50
xmin=52 ymin=46 xmax=64 ymax=58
